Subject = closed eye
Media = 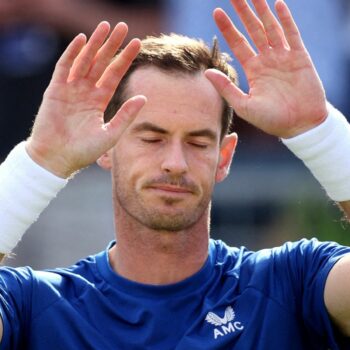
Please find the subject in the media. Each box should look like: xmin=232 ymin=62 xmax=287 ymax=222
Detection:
xmin=141 ymin=138 xmax=162 ymax=143
xmin=189 ymin=142 xmax=208 ymax=149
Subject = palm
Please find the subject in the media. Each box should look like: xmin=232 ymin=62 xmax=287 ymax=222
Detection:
xmin=243 ymin=48 xmax=324 ymax=136
xmin=38 ymin=80 xmax=106 ymax=160
xmin=207 ymin=0 xmax=327 ymax=138
xmin=28 ymin=22 xmax=146 ymax=178
xmin=41 ymin=78 xmax=108 ymax=141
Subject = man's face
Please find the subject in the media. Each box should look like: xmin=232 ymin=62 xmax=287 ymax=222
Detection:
xmin=110 ymin=67 xmax=226 ymax=232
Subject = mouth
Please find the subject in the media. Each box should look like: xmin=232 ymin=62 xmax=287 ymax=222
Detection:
xmin=147 ymin=185 xmax=193 ymax=195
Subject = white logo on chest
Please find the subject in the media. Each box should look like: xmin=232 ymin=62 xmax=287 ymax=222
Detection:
xmin=205 ymin=306 xmax=244 ymax=339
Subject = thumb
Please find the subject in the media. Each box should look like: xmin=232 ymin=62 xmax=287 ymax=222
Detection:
xmin=205 ymin=69 xmax=247 ymax=117
xmin=104 ymin=95 xmax=147 ymax=146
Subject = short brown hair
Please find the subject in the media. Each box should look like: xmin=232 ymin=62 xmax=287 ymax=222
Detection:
xmin=105 ymin=34 xmax=238 ymax=139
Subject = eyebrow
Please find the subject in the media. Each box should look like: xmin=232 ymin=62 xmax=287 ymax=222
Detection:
xmin=131 ymin=122 xmax=168 ymax=134
xmin=187 ymin=129 xmax=217 ymax=142
xmin=131 ymin=122 xmax=218 ymax=141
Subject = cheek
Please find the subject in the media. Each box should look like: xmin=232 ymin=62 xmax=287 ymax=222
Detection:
xmin=117 ymin=156 xmax=155 ymax=192
xmin=188 ymin=151 xmax=220 ymax=183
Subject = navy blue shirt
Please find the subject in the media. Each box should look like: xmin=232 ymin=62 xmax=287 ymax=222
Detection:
xmin=0 ymin=238 xmax=349 ymax=349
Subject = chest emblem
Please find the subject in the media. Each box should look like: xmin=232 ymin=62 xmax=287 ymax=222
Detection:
xmin=205 ymin=306 xmax=244 ymax=339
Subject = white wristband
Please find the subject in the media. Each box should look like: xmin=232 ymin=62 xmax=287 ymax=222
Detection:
xmin=0 ymin=142 xmax=68 ymax=254
xmin=281 ymin=103 xmax=350 ymax=202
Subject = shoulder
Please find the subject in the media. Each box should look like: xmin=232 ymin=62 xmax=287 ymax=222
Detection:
xmin=210 ymin=238 xmax=350 ymax=295
xmin=40 ymin=254 xmax=103 ymax=298
xmin=0 ymin=252 xmax=103 ymax=310
xmin=211 ymin=238 xmax=350 ymax=267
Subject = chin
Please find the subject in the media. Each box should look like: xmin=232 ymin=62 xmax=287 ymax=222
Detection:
xmin=141 ymin=205 xmax=209 ymax=232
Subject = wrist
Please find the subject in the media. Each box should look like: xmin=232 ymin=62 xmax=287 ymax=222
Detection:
xmin=281 ymin=104 xmax=328 ymax=139
xmin=0 ymin=142 xmax=68 ymax=253
xmin=281 ymin=103 xmax=350 ymax=202
xmin=26 ymin=138 xmax=75 ymax=179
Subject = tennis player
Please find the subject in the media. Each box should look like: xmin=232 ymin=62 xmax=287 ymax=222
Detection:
xmin=0 ymin=0 xmax=350 ymax=348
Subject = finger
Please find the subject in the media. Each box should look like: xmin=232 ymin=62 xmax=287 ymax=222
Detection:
xmin=104 ymin=95 xmax=147 ymax=145
xmin=251 ymin=0 xmax=287 ymax=48
xmin=229 ymin=0 xmax=268 ymax=51
xmin=214 ymin=8 xmax=256 ymax=66
xmin=87 ymin=22 xmax=128 ymax=81
xmin=97 ymin=38 xmax=141 ymax=105
xmin=275 ymin=0 xmax=305 ymax=50
xmin=205 ymin=69 xmax=248 ymax=118
xmin=69 ymin=21 xmax=111 ymax=80
xmin=51 ymin=33 xmax=86 ymax=83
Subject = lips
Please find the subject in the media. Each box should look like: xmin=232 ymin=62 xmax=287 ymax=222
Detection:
xmin=143 ymin=176 xmax=198 ymax=195
xmin=148 ymin=185 xmax=193 ymax=194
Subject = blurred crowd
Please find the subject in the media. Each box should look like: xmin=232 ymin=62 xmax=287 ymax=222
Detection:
xmin=1 ymin=0 xmax=349 ymax=162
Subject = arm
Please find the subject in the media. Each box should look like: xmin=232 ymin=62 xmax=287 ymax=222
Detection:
xmin=0 ymin=142 xmax=68 ymax=262
xmin=206 ymin=0 xmax=350 ymax=218
xmin=0 ymin=23 xmax=146 ymax=255
xmin=206 ymin=0 xmax=350 ymax=336
xmin=0 ymin=19 xmax=146 ymax=343
xmin=325 ymin=254 xmax=350 ymax=336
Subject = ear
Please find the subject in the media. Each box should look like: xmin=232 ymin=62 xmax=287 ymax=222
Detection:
xmin=96 ymin=150 xmax=113 ymax=170
xmin=215 ymin=133 xmax=238 ymax=183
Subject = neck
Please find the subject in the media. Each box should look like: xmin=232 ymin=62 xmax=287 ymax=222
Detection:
xmin=109 ymin=207 xmax=210 ymax=285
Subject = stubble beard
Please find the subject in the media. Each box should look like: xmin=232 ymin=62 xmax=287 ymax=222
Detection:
xmin=113 ymin=172 xmax=213 ymax=232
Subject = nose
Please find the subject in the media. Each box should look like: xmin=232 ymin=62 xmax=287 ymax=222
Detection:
xmin=161 ymin=141 xmax=189 ymax=175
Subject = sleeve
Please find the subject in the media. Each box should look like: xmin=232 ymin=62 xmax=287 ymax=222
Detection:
xmin=0 ymin=267 xmax=34 ymax=350
xmin=277 ymin=239 xmax=350 ymax=349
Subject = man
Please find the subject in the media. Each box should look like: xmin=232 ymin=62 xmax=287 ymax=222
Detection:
xmin=0 ymin=0 xmax=350 ymax=348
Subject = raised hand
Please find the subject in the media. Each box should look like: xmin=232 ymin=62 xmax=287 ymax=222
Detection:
xmin=26 ymin=22 xmax=146 ymax=178
xmin=206 ymin=0 xmax=328 ymax=139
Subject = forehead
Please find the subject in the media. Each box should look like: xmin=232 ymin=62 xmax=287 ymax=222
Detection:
xmin=125 ymin=67 xmax=223 ymax=133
